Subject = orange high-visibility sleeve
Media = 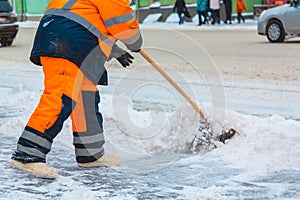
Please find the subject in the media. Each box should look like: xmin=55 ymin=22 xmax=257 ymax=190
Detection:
xmin=92 ymin=0 xmax=142 ymax=50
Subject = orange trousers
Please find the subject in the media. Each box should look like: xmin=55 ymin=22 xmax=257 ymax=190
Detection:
xmin=16 ymin=57 xmax=105 ymax=163
xmin=27 ymin=57 xmax=98 ymax=134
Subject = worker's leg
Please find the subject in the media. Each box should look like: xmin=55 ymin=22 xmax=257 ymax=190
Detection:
xmin=70 ymin=75 xmax=105 ymax=163
xmin=71 ymin=75 xmax=120 ymax=167
xmin=12 ymin=57 xmax=83 ymax=163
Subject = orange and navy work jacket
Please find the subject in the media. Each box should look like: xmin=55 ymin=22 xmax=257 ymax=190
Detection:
xmin=30 ymin=0 xmax=142 ymax=84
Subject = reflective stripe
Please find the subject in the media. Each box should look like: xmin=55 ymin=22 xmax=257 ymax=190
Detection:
xmin=63 ymin=0 xmax=77 ymax=10
xmin=45 ymin=8 xmax=114 ymax=47
xmin=122 ymin=30 xmax=141 ymax=44
xmin=73 ymin=134 xmax=104 ymax=145
xmin=17 ymin=144 xmax=46 ymax=159
xmin=75 ymin=147 xmax=104 ymax=157
xmin=21 ymin=130 xmax=52 ymax=150
xmin=104 ymin=13 xmax=134 ymax=27
xmin=73 ymin=131 xmax=103 ymax=137
xmin=125 ymin=34 xmax=143 ymax=51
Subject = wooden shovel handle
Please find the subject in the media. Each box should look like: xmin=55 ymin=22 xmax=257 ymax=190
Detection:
xmin=139 ymin=50 xmax=206 ymax=120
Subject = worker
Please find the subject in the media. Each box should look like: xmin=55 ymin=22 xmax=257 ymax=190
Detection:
xmin=11 ymin=0 xmax=142 ymax=179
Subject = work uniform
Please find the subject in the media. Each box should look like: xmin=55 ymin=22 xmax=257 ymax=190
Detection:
xmin=12 ymin=0 xmax=142 ymax=164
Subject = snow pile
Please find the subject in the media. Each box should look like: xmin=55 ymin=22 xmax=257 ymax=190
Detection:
xmin=1 ymin=85 xmax=299 ymax=174
xmin=17 ymin=21 xmax=40 ymax=28
xmin=102 ymin=94 xmax=200 ymax=156
xmin=211 ymin=110 xmax=300 ymax=173
xmin=109 ymin=98 xmax=300 ymax=173
xmin=141 ymin=19 xmax=257 ymax=31
xmin=143 ymin=13 xmax=162 ymax=24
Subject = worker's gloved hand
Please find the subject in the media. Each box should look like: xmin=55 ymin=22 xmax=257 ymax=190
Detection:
xmin=116 ymin=52 xmax=134 ymax=68
xmin=109 ymin=44 xmax=134 ymax=67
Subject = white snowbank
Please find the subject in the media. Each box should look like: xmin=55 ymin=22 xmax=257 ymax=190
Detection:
xmin=17 ymin=21 xmax=40 ymax=28
xmin=1 ymin=84 xmax=299 ymax=174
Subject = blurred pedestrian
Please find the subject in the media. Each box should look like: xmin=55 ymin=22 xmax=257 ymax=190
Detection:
xmin=209 ymin=0 xmax=220 ymax=24
xmin=173 ymin=0 xmax=188 ymax=25
xmin=236 ymin=0 xmax=246 ymax=23
xmin=224 ymin=0 xmax=232 ymax=24
xmin=206 ymin=0 xmax=214 ymax=24
xmin=196 ymin=0 xmax=209 ymax=26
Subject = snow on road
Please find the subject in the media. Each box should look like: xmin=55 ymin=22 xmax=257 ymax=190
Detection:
xmin=0 ymin=21 xmax=299 ymax=199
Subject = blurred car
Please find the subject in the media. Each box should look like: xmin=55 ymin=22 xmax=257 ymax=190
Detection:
xmin=0 ymin=0 xmax=19 ymax=46
xmin=257 ymin=0 xmax=300 ymax=42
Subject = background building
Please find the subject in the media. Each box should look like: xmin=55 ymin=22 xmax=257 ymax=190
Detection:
xmin=11 ymin=0 xmax=49 ymax=19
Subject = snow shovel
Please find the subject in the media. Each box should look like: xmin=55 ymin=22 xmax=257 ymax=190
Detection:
xmin=139 ymin=50 xmax=206 ymax=120
xmin=139 ymin=50 xmax=237 ymax=151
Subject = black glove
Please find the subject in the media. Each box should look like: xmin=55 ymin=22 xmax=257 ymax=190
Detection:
xmin=116 ymin=52 xmax=134 ymax=68
xmin=109 ymin=44 xmax=134 ymax=67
